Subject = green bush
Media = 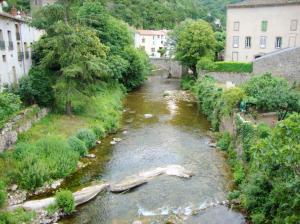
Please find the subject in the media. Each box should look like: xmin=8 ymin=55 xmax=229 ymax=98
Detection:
xmin=0 ymin=181 xmax=6 ymax=208
xmin=67 ymin=136 xmax=88 ymax=156
xmin=217 ymin=132 xmax=231 ymax=151
xmin=180 ymin=75 xmax=195 ymax=90
xmin=0 ymin=209 xmax=35 ymax=224
xmin=0 ymin=92 xmax=21 ymax=128
xmin=13 ymin=137 xmax=79 ymax=190
xmin=208 ymin=61 xmax=253 ymax=73
xmin=242 ymin=73 xmax=300 ymax=113
xmin=55 ymin=190 xmax=75 ymax=214
xmin=220 ymin=87 xmax=245 ymax=116
xmin=75 ymin=129 xmax=96 ymax=149
xmin=92 ymin=125 xmax=106 ymax=139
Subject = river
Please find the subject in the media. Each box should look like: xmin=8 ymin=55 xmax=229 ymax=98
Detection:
xmin=60 ymin=73 xmax=245 ymax=224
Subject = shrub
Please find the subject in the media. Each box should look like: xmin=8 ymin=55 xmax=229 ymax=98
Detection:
xmin=0 ymin=209 xmax=35 ymax=224
xmin=67 ymin=136 xmax=88 ymax=156
xmin=75 ymin=129 xmax=96 ymax=149
xmin=13 ymin=137 xmax=79 ymax=190
xmin=242 ymin=73 xmax=300 ymax=113
xmin=180 ymin=75 xmax=195 ymax=90
xmin=220 ymin=87 xmax=245 ymax=116
xmin=217 ymin=132 xmax=231 ymax=151
xmin=0 ymin=92 xmax=21 ymax=128
xmin=92 ymin=125 xmax=106 ymax=139
xmin=0 ymin=181 xmax=6 ymax=208
xmin=55 ymin=190 xmax=75 ymax=214
xmin=208 ymin=61 xmax=253 ymax=73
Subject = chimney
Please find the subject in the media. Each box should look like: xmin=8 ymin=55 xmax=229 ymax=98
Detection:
xmin=10 ymin=5 xmax=17 ymax=16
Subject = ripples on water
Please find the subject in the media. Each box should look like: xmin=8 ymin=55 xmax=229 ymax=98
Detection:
xmin=61 ymin=74 xmax=245 ymax=224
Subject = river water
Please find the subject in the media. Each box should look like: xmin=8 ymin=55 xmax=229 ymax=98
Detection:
xmin=61 ymin=74 xmax=245 ymax=224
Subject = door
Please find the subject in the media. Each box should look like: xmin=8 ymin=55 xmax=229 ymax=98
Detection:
xmin=232 ymin=52 xmax=239 ymax=61
xmin=288 ymin=36 xmax=296 ymax=48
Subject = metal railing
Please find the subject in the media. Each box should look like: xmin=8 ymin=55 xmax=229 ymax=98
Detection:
xmin=8 ymin=41 xmax=13 ymax=50
xmin=18 ymin=52 xmax=24 ymax=61
xmin=0 ymin=41 xmax=5 ymax=50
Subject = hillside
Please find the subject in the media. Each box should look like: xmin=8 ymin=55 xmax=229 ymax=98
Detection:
xmin=104 ymin=0 xmax=242 ymax=29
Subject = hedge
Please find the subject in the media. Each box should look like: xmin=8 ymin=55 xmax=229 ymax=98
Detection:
xmin=209 ymin=62 xmax=253 ymax=73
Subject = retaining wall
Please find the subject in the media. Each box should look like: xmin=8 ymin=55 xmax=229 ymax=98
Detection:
xmin=0 ymin=105 xmax=49 ymax=152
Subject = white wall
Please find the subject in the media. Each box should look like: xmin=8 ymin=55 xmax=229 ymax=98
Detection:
xmin=0 ymin=15 xmax=43 ymax=88
xmin=225 ymin=4 xmax=300 ymax=62
xmin=134 ymin=32 xmax=169 ymax=58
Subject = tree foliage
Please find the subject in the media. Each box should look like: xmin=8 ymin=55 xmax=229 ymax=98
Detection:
xmin=174 ymin=19 xmax=216 ymax=76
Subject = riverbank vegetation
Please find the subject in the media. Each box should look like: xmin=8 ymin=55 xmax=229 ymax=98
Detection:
xmin=0 ymin=1 xmax=150 ymax=220
xmin=182 ymin=73 xmax=300 ymax=223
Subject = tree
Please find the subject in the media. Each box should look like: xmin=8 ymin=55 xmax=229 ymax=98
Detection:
xmin=174 ymin=19 xmax=216 ymax=76
xmin=35 ymin=22 xmax=109 ymax=114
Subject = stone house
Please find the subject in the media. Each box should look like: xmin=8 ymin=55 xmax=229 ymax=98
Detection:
xmin=225 ymin=0 xmax=300 ymax=62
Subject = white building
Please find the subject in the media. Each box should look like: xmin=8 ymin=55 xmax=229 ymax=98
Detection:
xmin=134 ymin=29 xmax=170 ymax=58
xmin=225 ymin=0 xmax=300 ymax=62
xmin=0 ymin=6 xmax=43 ymax=87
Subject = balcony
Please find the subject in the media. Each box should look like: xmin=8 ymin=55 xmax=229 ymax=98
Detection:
xmin=18 ymin=52 xmax=24 ymax=61
xmin=25 ymin=51 xmax=30 ymax=59
xmin=16 ymin=32 xmax=20 ymax=41
xmin=8 ymin=41 xmax=13 ymax=50
xmin=0 ymin=41 xmax=5 ymax=50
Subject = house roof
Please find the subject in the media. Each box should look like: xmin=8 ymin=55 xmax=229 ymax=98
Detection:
xmin=0 ymin=11 xmax=25 ymax=22
xmin=136 ymin=29 xmax=169 ymax=36
xmin=228 ymin=0 xmax=300 ymax=8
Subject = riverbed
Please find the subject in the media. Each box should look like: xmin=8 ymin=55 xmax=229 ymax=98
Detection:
xmin=60 ymin=74 xmax=245 ymax=224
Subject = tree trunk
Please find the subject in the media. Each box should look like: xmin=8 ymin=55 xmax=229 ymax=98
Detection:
xmin=191 ymin=65 xmax=197 ymax=78
xmin=66 ymin=100 xmax=72 ymax=115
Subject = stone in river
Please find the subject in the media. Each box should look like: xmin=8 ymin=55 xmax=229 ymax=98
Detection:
xmin=144 ymin=114 xmax=153 ymax=119
xmin=110 ymin=141 xmax=117 ymax=145
xmin=85 ymin=154 xmax=96 ymax=158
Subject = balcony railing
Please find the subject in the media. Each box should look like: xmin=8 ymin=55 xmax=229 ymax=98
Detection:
xmin=0 ymin=41 xmax=5 ymax=50
xmin=16 ymin=32 xmax=20 ymax=41
xmin=25 ymin=51 xmax=30 ymax=59
xmin=18 ymin=52 xmax=24 ymax=61
xmin=8 ymin=41 xmax=13 ymax=50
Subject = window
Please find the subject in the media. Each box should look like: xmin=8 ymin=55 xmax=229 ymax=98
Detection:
xmin=142 ymin=37 xmax=145 ymax=43
xmin=0 ymin=30 xmax=4 ymax=50
xmin=275 ymin=37 xmax=282 ymax=49
xmin=245 ymin=36 xmax=251 ymax=48
xmin=2 ymin=55 xmax=6 ymax=62
xmin=157 ymin=35 xmax=160 ymax=38
xmin=15 ymin=24 xmax=20 ymax=40
xmin=233 ymin=22 xmax=240 ymax=31
xmin=24 ymin=42 xmax=29 ymax=59
xmin=151 ymin=48 xmax=155 ymax=52
xmin=232 ymin=36 xmax=239 ymax=48
xmin=161 ymin=41 xmax=164 ymax=44
xmin=260 ymin=36 xmax=267 ymax=48
xmin=261 ymin=21 xmax=268 ymax=32
xmin=7 ymin=31 xmax=13 ymax=50
xmin=290 ymin=20 xmax=298 ymax=31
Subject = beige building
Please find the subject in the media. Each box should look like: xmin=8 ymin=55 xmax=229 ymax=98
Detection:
xmin=134 ymin=30 xmax=170 ymax=58
xmin=0 ymin=4 xmax=43 ymax=88
xmin=225 ymin=0 xmax=300 ymax=62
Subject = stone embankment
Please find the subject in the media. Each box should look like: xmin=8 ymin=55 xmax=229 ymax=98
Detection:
xmin=0 ymin=105 xmax=49 ymax=152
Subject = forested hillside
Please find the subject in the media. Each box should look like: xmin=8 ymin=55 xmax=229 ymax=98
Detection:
xmin=103 ymin=0 xmax=242 ymax=29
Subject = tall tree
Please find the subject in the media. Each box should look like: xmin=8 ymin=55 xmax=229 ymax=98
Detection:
xmin=174 ymin=19 xmax=216 ymax=76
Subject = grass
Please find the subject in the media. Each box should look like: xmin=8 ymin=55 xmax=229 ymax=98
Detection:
xmin=0 ymin=84 xmax=124 ymax=193
xmin=209 ymin=61 xmax=253 ymax=73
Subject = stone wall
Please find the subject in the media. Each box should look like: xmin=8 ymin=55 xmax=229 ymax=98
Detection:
xmin=253 ymin=47 xmax=300 ymax=84
xmin=200 ymin=72 xmax=253 ymax=85
xmin=0 ymin=106 xmax=49 ymax=152
xmin=150 ymin=58 xmax=188 ymax=78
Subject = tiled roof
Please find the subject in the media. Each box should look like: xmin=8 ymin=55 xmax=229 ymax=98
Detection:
xmin=228 ymin=0 xmax=300 ymax=8
xmin=0 ymin=11 xmax=25 ymax=22
xmin=136 ymin=29 xmax=169 ymax=36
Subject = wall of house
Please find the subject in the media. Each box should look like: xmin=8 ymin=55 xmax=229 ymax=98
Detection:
xmin=0 ymin=15 xmax=43 ymax=88
xmin=253 ymin=46 xmax=300 ymax=84
xmin=134 ymin=33 xmax=168 ymax=58
xmin=225 ymin=4 xmax=300 ymax=62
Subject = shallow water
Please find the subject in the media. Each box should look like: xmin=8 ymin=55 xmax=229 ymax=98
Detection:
xmin=60 ymin=74 xmax=245 ymax=224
